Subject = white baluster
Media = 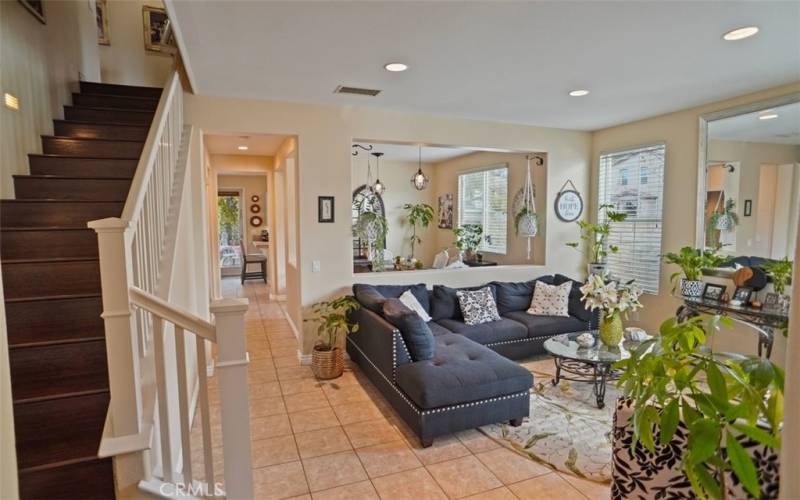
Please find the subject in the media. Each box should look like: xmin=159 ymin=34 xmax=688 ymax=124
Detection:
xmin=152 ymin=316 xmax=175 ymax=482
xmin=174 ymin=326 xmax=193 ymax=486
xmin=195 ymin=336 xmax=215 ymax=485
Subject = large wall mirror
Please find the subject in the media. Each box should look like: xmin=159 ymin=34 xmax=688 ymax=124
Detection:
xmin=698 ymin=93 xmax=800 ymax=262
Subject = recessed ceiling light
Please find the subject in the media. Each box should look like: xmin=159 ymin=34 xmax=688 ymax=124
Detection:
xmin=759 ymin=113 xmax=778 ymax=120
xmin=384 ymin=62 xmax=408 ymax=72
xmin=723 ymin=26 xmax=759 ymax=41
xmin=569 ymin=89 xmax=590 ymax=97
xmin=238 ymin=145 xmax=249 ymax=151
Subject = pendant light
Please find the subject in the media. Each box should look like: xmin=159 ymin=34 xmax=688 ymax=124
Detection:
xmin=411 ymin=145 xmax=429 ymax=190
xmin=371 ymin=152 xmax=386 ymax=195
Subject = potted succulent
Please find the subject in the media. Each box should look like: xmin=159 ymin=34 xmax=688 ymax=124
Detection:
xmin=664 ymin=246 xmax=727 ymax=297
xmin=304 ymin=297 xmax=360 ymax=379
xmin=453 ymin=224 xmax=483 ymax=262
xmin=615 ymin=315 xmax=784 ymax=499
xmin=353 ymin=211 xmax=389 ymax=272
xmin=580 ymin=274 xmax=643 ymax=346
xmin=403 ymin=203 xmax=434 ymax=259
xmin=566 ymin=204 xmax=627 ymax=276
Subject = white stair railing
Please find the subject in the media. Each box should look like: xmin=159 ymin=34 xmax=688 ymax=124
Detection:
xmin=89 ymin=70 xmax=253 ymax=498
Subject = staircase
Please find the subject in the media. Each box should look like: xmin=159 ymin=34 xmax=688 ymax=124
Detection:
xmin=1 ymin=81 xmax=161 ymax=499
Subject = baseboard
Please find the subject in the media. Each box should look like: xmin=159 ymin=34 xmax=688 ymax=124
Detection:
xmin=297 ymin=351 xmax=312 ymax=365
xmin=283 ymin=307 xmax=301 ymax=340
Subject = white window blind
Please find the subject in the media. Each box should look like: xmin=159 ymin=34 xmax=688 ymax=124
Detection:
xmin=598 ymin=144 xmax=665 ymax=294
xmin=458 ymin=166 xmax=508 ymax=254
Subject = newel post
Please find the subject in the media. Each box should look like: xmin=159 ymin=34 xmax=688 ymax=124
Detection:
xmin=210 ymin=297 xmax=253 ymax=499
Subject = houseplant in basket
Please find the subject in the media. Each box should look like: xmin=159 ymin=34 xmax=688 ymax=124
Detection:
xmin=614 ymin=314 xmax=784 ymax=499
xmin=453 ymin=224 xmax=483 ymax=262
xmin=304 ymin=297 xmax=360 ymax=379
xmin=566 ymin=204 xmax=627 ymax=276
xmin=664 ymin=246 xmax=727 ymax=297
xmin=580 ymin=274 xmax=643 ymax=346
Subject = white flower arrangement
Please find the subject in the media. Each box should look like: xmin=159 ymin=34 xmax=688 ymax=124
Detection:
xmin=579 ymin=274 xmax=643 ymax=320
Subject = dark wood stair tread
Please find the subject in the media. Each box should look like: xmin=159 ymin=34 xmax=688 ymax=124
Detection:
xmin=4 ymin=292 xmax=102 ymax=303
xmin=41 ymin=134 xmax=145 ymax=144
xmin=13 ymin=174 xmax=134 ymax=181
xmin=79 ymin=80 xmax=162 ymax=98
xmin=10 ymin=336 xmax=106 ymax=350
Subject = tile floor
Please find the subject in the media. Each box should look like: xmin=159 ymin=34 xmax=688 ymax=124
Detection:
xmin=191 ymin=279 xmax=611 ymax=499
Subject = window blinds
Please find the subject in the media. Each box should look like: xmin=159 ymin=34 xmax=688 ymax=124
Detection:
xmin=458 ymin=166 xmax=508 ymax=254
xmin=598 ymin=144 xmax=665 ymax=294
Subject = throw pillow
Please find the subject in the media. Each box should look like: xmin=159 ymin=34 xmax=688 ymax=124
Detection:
xmin=382 ymin=299 xmax=435 ymax=361
xmin=456 ymin=286 xmax=501 ymax=326
xmin=527 ymin=281 xmax=571 ymax=317
xmin=399 ymin=290 xmax=432 ymax=322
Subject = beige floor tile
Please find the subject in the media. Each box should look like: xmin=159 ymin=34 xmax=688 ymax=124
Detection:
xmin=271 ymin=337 xmax=301 ymax=349
xmin=454 ymin=429 xmax=501 ymax=453
xmin=507 ymin=473 xmax=582 ymax=500
xmin=253 ymin=461 xmax=309 ymax=500
xmin=275 ymin=355 xmax=301 ymax=368
xmin=426 ymin=455 xmax=502 ymax=499
xmin=250 ymin=358 xmax=277 ymax=371
xmin=355 ymin=439 xmax=422 ymax=478
xmin=251 ymin=396 xmax=288 ymax=417
xmin=302 ymin=450 xmax=368 ymax=492
xmin=294 ymin=426 xmax=352 ymax=459
xmin=463 ymin=487 xmax=517 ymax=500
xmin=311 ymin=480 xmax=378 ymax=500
xmin=371 ymin=467 xmax=448 ymax=500
xmin=289 ymin=407 xmax=340 ymax=433
xmin=285 ymin=389 xmax=330 ymax=413
xmin=319 ymin=371 xmax=363 ymax=388
xmin=331 ymin=401 xmax=384 ymax=426
xmin=322 ymin=384 xmax=371 ymax=406
xmin=251 ymin=435 xmax=300 ymax=468
xmin=278 ymin=365 xmax=317 ymax=381
xmin=250 ymin=381 xmax=283 ymax=400
xmin=250 ymin=348 xmax=273 ymax=360
xmin=557 ymin=472 xmax=611 ymax=500
xmin=475 ymin=448 xmax=551 ymax=485
xmin=343 ymin=419 xmax=402 ymax=449
xmin=273 ymin=346 xmax=300 ymax=358
xmin=252 ymin=413 xmax=294 ymax=440
xmin=281 ymin=378 xmax=325 ymax=395
xmin=250 ymin=367 xmax=279 ymax=383
xmin=408 ymin=434 xmax=472 ymax=465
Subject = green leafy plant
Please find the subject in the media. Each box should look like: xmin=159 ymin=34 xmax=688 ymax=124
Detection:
xmin=762 ymin=257 xmax=793 ymax=295
xmin=403 ymin=203 xmax=434 ymax=259
xmin=664 ymin=247 xmax=727 ymax=291
xmin=615 ymin=315 xmax=783 ymax=499
xmin=514 ymin=206 xmax=539 ymax=236
xmin=304 ymin=297 xmax=360 ymax=351
xmin=566 ymin=204 xmax=627 ymax=263
xmin=217 ymin=195 xmax=241 ymax=245
xmin=453 ymin=224 xmax=483 ymax=253
xmin=353 ymin=211 xmax=389 ymax=271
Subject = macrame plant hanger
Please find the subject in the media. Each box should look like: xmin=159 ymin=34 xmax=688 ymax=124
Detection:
xmin=521 ymin=155 xmax=538 ymax=260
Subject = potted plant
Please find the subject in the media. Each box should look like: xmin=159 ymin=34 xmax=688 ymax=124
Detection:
xmin=353 ymin=211 xmax=389 ymax=272
xmin=664 ymin=246 xmax=727 ymax=297
xmin=514 ymin=206 xmax=539 ymax=237
xmin=763 ymin=257 xmax=793 ymax=313
xmin=403 ymin=203 xmax=434 ymax=259
xmin=711 ymin=198 xmax=740 ymax=233
xmin=453 ymin=224 xmax=483 ymax=261
xmin=615 ymin=315 xmax=784 ymax=499
xmin=566 ymin=204 xmax=627 ymax=276
xmin=304 ymin=297 xmax=360 ymax=379
xmin=580 ymin=274 xmax=643 ymax=346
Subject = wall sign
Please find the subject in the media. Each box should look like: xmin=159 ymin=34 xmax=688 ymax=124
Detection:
xmin=554 ymin=180 xmax=583 ymax=222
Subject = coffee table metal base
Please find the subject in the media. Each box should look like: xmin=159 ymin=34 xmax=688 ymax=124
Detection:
xmin=551 ymin=357 xmax=618 ymax=409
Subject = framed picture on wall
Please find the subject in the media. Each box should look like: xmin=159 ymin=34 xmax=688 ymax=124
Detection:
xmin=744 ymin=199 xmax=752 ymax=217
xmin=96 ymin=0 xmax=110 ymax=45
xmin=438 ymin=194 xmax=453 ymax=229
xmin=318 ymin=196 xmax=334 ymax=223
xmin=143 ymin=6 xmax=176 ymax=54
xmin=19 ymin=0 xmax=45 ymax=24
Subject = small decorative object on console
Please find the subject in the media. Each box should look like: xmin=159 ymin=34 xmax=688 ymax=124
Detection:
xmin=702 ymin=283 xmax=726 ymax=301
xmin=623 ymin=327 xmax=650 ymax=342
xmin=576 ymin=332 xmax=595 ymax=348
xmin=580 ymin=274 xmax=643 ymax=346
xmin=732 ymin=286 xmax=753 ymax=304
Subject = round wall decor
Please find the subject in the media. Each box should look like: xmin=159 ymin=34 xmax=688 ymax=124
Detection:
xmin=251 ymin=195 xmax=260 ymax=202
xmin=250 ymin=215 xmax=263 ymax=227
xmin=554 ymin=180 xmax=583 ymax=222
xmin=250 ymin=204 xmax=261 ymax=213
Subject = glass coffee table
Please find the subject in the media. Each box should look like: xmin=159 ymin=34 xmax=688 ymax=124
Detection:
xmin=543 ymin=331 xmax=643 ymax=409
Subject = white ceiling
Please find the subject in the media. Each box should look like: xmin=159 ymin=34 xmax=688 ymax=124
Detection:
xmin=169 ymin=1 xmax=799 ymax=131
xmin=205 ymin=133 xmax=287 ymax=156
xmin=708 ymin=101 xmax=800 ymax=145
xmin=356 ymin=142 xmax=487 ymax=163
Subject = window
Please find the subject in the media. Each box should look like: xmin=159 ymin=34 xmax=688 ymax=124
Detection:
xmin=598 ymin=144 xmax=665 ymax=294
xmin=458 ymin=166 xmax=508 ymax=254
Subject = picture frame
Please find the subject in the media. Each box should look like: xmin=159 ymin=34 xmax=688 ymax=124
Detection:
xmin=763 ymin=292 xmax=781 ymax=311
xmin=251 ymin=195 xmax=260 ymax=202
xmin=96 ymin=0 xmax=110 ymax=45
xmin=732 ymin=286 xmax=753 ymax=303
xmin=318 ymin=196 xmax=334 ymax=223
xmin=142 ymin=6 xmax=176 ymax=54
xmin=250 ymin=205 xmax=261 ymax=213
xmin=249 ymin=215 xmax=263 ymax=227
xmin=743 ymin=199 xmax=752 ymax=217
xmin=19 ymin=0 xmax=45 ymax=24
xmin=702 ymin=283 xmax=726 ymax=301
xmin=438 ymin=194 xmax=453 ymax=229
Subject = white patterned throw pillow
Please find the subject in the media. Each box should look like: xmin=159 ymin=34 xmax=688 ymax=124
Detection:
xmin=527 ymin=281 xmax=571 ymax=317
xmin=398 ymin=290 xmax=432 ymax=322
xmin=456 ymin=287 xmax=501 ymax=326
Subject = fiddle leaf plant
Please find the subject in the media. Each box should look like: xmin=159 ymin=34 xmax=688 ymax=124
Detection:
xmin=615 ymin=315 xmax=784 ymax=500
xmin=762 ymin=257 xmax=793 ymax=295
xmin=403 ymin=203 xmax=434 ymax=259
xmin=565 ymin=204 xmax=627 ymax=263
xmin=304 ymin=297 xmax=360 ymax=351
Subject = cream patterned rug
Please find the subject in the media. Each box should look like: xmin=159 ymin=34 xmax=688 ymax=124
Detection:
xmin=480 ymin=362 xmax=616 ymax=483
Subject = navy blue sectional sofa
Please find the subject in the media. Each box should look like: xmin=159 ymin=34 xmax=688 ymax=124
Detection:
xmin=346 ymin=274 xmax=596 ymax=446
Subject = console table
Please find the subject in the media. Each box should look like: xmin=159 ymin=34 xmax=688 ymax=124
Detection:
xmin=677 ymin=297 xmax=789 ymax=359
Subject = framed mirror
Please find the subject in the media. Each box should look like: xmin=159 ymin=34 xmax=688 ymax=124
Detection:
xmin=697 ymin=93 xmax=800 ymax=262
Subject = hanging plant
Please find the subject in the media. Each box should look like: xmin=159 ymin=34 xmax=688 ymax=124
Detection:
xmin=513 ymin=155 xmax=540 ymax=259
xmin=710 ymin=198 xmax=739 ymax=233
xmin=514 ymin=206 xmax=539 ymax=237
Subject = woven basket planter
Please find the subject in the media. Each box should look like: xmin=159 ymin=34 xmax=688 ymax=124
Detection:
xmin=312 ymin=347 xmax=344 ymax=380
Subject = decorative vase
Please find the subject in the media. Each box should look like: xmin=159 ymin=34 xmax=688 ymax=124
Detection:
xmin=680 ymin=279 xmax=706 ymax=298
xmin=588 ymin=262 xmax=607 ymax=276
xmin=311 ymin=346 xmax=343 ymax=379
xmin=599 ymin=311 xmax=623 ymax=347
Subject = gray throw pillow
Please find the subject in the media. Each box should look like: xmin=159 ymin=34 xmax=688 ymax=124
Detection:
xmin=382 ymin=298 xmax=435 ymax=361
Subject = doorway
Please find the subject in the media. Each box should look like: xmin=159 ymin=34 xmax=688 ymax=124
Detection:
xmin=217 ymin=189 xmax=243 ymax=277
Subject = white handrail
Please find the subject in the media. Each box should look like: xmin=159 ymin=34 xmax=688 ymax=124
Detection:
xmin=129 ymin=287 xmax=216 ymax=342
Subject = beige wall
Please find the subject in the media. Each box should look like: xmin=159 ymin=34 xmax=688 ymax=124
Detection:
xmin=185 ymin=95 xmax=592 ymax=354
xmin=432 ymin=151 xmax=547 ymax=266
xmin=592 ymin=81 xmax=800 ymax=364
xmin=1 ymin=0 xmax=100 ymax=198
xmin=99 ymin=0 xmax=173 ymax=87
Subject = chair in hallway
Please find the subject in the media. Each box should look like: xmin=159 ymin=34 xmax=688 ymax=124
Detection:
xmin=240 ymin=241 xmax=267 ymax=284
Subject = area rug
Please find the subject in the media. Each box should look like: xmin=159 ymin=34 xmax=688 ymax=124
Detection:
xmin=480 ymin=365 xmax=617 ymax=483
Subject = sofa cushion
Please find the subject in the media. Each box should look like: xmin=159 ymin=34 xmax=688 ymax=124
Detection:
xmin=430 ymin=284 xmax=497 ymax=321
xmin=382 ymin=299 xmax=435 ymax=361
xmin=428 ymin=321 xmax=453 ymax=337
xmin=553 ymin=274 xmax=592 ymax=323
xmin=456 ymin=286 xmax=501 ymax=325
xmin=353 ymin=283 xmax=430 ymax=315
xmin=396 ymin=333 xmax=533 ymax=409
xmin=503 ymin=311 xmax=589 ymax=338
xmin=491 ymin=276 xmax=554 ymax=315
xmin=436 ymin=318 xmax=527 ymax=345
xmin=527 ymin=281 xmax=571 ymax=317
